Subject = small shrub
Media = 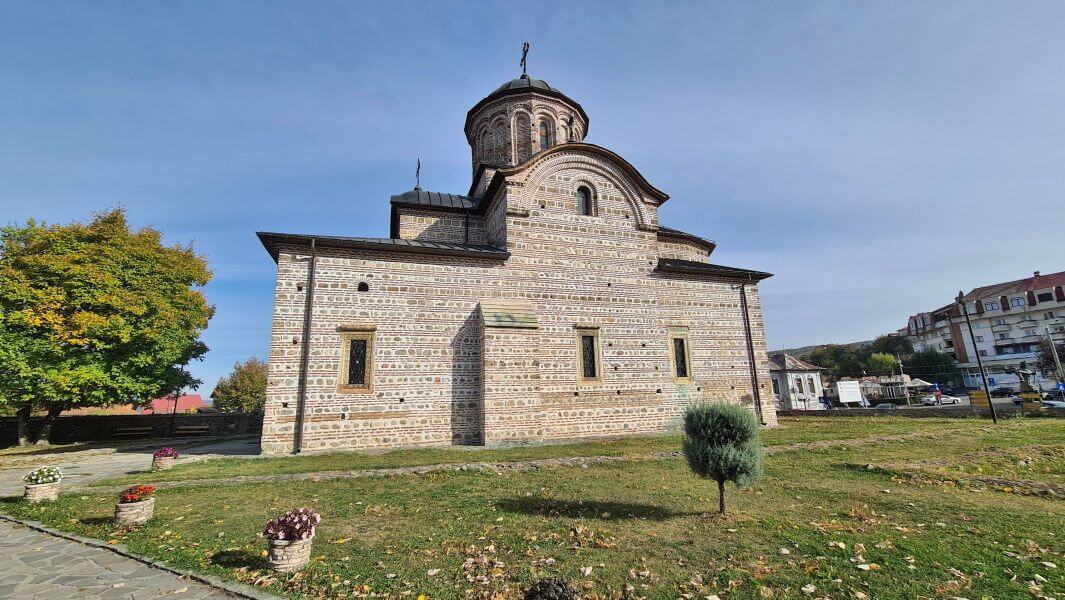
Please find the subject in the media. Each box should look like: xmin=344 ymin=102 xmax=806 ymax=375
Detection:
xmin=120 ymin=485 xmax=155 ymax=504
xmin=152 ymin=447 xmax=179 ymax=459
xmin=23 ymin=466 xmax=63 ymax=485
xmin=524 ymin=578 xmax=579 ymax=600
xmin=682 ymin=403 xmax=764 ymax=513
xmin=263 ymin=508 xmax=321 ymax=541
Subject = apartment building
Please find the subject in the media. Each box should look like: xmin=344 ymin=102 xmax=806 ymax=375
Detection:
xmin=903 ymin=270 xmax=1065 ymax=390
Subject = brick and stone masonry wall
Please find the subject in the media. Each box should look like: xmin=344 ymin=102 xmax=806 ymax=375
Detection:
xmin=396 ymin=208 xmax=487 ymax=245
xmin=657 ymin=239 xmax=710 ymax=263
xmin=260 ymin=147 xmax=776 ymax=454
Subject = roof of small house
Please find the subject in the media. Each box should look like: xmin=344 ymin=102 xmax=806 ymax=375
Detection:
xmin=768 ymin=353 xmax=823 ymax=372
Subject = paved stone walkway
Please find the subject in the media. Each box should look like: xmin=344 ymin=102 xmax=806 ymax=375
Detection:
xmin=0 ymin=520 xmax=237 ymax=599
xmin=0 ymin=437 xmax=262 ymax=497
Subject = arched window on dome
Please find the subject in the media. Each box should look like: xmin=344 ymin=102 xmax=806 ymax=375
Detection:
xmin=539 ymin=119 xmax=553 ymax=151
xmin=576 ymin=186 xmax=594 ymax=217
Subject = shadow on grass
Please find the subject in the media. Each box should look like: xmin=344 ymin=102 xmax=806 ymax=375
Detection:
xmin=211 ymin=549 xmax=267 ymax=570
xmin=79 ymin=516 xmax=115 ymax=527
xmin=497 ymin=496 xmax=697 ymax=521
xmin=835 ymin=462 xmax=900 ymax=478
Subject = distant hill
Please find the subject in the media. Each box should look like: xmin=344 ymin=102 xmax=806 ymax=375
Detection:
xmin=772 ymin=339 xmax=874 ymax=358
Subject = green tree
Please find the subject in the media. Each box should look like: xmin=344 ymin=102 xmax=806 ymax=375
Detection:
xmin=869 ymin=334 xmax=913 ymax=357
xmin=682 ymin=403 xmax=763 ymax=514
xmin=1034 ymin=339 xmax=1065 ymax=382
xmin=803 ymin=344 xmax=869 ymax=380
xmin=211 ymin=357 xmax=268 ymax=413
xmin=0 ymin=210 xmax=212 ymax=444
xmin=903 ymin=349 xmax=960 ymax=386
xmin=866 ymin=352 xmax=898 ymax=376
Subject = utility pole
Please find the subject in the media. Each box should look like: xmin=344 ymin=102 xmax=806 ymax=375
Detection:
xmin=957 ymin=290 xmax=997 ymax=423
xmin=896 ymin=353 xmax=908 ymax=404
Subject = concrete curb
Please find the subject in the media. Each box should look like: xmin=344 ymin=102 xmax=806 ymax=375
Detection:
xmin=0 ymin=513 xmax=281 ymax=600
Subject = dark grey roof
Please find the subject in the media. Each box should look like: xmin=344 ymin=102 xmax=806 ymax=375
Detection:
xmin=257 ymin=232 xmax=509 ymax=263
xmin=390 ymin=189 xmax=479 ymax=210
xmin=657 ymin=226 xmax=717 ymax=253
xmin=466 ymin=74 xmax=589 ymax=135
xmin=490 ymin=76 xmax=565 ymax=96
xmin=656 ymin=257 xmax=773 ymax=281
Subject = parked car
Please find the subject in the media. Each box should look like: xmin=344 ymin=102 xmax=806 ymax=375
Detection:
xmin=920 ymin=395 xmax=961 ymax=406
xmin=1042 ymin=399 xmax=1065 ymax=409
xmin=1041 ymin=390 xmax=1065 ymax=402
xmin=939 ymin=387 xmax=957 ymax=396
xmin=874 ymin=403 xmax=898 ymax=411
xmin=990 ymin=387 xmax=1017 ymax=398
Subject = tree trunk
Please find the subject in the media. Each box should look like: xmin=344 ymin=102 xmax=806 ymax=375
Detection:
xmin=34 ymin=405 xmax=63 ymax=445
xmin=718 ymin=479 xmax=726 ymax=514
xmin=16 ymin=406 xmax=31 ymax=446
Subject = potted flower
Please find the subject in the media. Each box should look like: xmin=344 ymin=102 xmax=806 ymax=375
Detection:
xmin=263 ymin=508 xmax=321 ymax=572
xmin=114 ymin=485 xmax=155 ymax=525
xmin=151 ymin=447 xmax=179 ymax=471
xmin=22 ymin=467 xmax=63 ymax=503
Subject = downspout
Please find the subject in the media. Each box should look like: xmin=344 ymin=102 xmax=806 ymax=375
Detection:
xmin=293 ymin=238 xmax=317 ymax=454
xmin=739 ymin=275 xmax=766 ymax=425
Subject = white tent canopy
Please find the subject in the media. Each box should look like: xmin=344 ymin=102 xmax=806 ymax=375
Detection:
xmin=906 ymin=378 xmax=935 ymax=388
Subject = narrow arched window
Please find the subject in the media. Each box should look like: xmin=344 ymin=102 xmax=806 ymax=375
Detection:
xmin=357 ymin=282 xmax=369 ymax=292
xmin=539 ymin=120 xmax=552 ymax=150
xmin=576 ymin=186 xmax=593 ymax=216
xmin=566 ymin=119 xmax=576 ymax=142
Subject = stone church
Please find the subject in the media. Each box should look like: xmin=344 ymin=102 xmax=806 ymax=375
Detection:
xmin=257 ymin=70 xmax=776 ymax=455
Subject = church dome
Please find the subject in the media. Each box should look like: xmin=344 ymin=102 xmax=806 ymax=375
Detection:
xmin=465 ymin=74 xmax=590 ymax=136
xmin=464 ymin=73 xmax=590 ymax=176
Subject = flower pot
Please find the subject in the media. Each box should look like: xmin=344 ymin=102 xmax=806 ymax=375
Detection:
xmin=114 ymin=497 xmax=155 ymax=526
xmin=24 ymin=481 xmax=60 ymax=503
xmin=267 ymin=536 xmax=314 ymax=572
xmin=152 ymin=456 xmax=176 ymax=471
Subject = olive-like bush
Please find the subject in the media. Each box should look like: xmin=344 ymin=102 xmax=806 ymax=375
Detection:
xmin=682 ymin=403 xmax=763 ymax=513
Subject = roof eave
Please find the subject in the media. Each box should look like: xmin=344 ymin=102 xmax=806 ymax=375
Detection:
xmin=655 ymin=258 xmax=773 ymax=282
xmin=256 ymin=232 xmax=510 ymax=264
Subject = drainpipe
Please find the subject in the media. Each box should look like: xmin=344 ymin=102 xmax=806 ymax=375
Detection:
xmin=739 ymin=276 xmax=766 ymax=425
xmin=293 ymin=238 xmax=317 ymax=454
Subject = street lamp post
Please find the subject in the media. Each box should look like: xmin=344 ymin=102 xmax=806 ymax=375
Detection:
xmin=957 ymin=290 xmax=998 ymax=424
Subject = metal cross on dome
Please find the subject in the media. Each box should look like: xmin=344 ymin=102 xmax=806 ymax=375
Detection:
xmin=520 ymin=41 xmax=529 ymax=76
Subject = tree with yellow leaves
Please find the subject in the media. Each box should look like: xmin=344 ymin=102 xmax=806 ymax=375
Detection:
xmin=0 ymin=209 xmax=212 ymax=444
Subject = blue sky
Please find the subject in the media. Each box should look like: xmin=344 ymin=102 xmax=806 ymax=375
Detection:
xmin=3 ymin=2 xmax=1064 ymax=396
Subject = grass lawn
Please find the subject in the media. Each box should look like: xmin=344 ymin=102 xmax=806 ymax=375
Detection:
xmin=3 ymin=416 xmax=1063 ymax=599
xmin=91 ymin=416 xmax=990 ymax=487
